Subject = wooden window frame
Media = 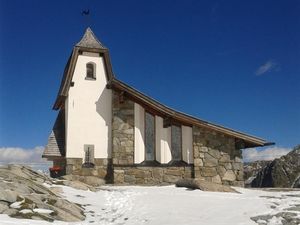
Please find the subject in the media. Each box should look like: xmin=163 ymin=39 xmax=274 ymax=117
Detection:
xmin=85 ymin=62 xmax=96 ymax=80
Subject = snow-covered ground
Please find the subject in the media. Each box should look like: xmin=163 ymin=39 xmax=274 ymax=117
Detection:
xmin=1 ymin=185 xmax=300 ymax=225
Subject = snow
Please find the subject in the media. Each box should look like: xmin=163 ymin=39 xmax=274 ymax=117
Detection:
xmin=19 ymin=209 xmax=32 ymax=214
xmin=9 ymin=198 xmax=24 ymax=209
xmin=33 ymin=209 xmax=54 ymax=214
xmin=1 ymin=185 xmax=300 ymax=225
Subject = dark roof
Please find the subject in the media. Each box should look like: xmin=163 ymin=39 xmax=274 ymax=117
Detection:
xmin=43 ymin=110 xmax=65 ymax=158
xmin=76 ymin=27 xmax=107 ymax=49
xmin=108 ymin=78 xmax=274 ymax=148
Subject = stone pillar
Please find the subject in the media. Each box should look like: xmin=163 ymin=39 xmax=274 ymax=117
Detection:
xmin=112 ymin=90 xmax=134 ymax=165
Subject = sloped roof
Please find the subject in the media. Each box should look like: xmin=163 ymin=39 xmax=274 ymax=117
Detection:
xmin=43 ymin=110 xmax=65 ymax=158
xmin=108 ymin=78 xmax=274 ymax=148
xmin=76 ymin=27 xmax=107 ymax=49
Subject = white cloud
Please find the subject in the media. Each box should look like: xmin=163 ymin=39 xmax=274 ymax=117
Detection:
xmin=255 ymin=60 xmax=279 ymax=76
xmin=243 ymin=146 xmax=292 ymax=162
xmin=0 ymin=146 xmax=48 ymax=164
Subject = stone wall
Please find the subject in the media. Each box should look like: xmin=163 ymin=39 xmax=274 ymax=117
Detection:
xmin=65 ymin=158 xmax=113 ymax=182
xmin=112 ymin=91 xmax=134 ymax=165
xmin=63 ymin=90 xmax=246 ymax=186
xmin=193 ymin=126 xmax=244 ymax=187
xmin=113 ymin=166 xmax=194 ymax=185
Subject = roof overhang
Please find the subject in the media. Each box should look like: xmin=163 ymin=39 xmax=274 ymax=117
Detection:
xmin=108 ymin=78 xmax=274 ymax=149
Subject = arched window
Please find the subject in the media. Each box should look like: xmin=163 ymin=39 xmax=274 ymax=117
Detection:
xmin=86 ymin=62 xmax=96 ymax=79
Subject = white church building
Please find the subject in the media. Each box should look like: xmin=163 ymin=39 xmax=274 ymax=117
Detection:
xmin=43 ymin=28 xmax=272 ymax=186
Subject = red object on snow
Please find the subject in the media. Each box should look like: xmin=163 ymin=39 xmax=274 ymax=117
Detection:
xmin=49 ymin=166 xmax=63 ymax=178
xmin=49 ymin=166 xmax=62 ymax=172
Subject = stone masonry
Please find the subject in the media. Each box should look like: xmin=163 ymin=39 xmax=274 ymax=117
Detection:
xmin=113 ymin=166 xmax=193 ymax=185
xmin=65 ymin=158 xmax=113 ymax=182
xmin=112 ymin=90 xmax=134 ymax=165
xmin=63 ymin=91 xmax=244 ymax=186
xmin=111 ymin=90 xmax=194 ymax=185
xmin=193 ymin=126 xmax=244 ymax=187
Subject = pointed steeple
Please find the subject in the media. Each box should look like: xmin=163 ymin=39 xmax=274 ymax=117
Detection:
xmin=76 ymin=27 xmax=106 ymax=49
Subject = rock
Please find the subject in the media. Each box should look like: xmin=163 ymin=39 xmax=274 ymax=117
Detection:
xmin=292 ymin=175 xmax=300 ymax=188
xmin=175 ymin=179 xmax=238 ymax=193
xmin=0 ymin=165 xmax=85 ymax=222
xmin=0 ymin=203 xmax=9 ymax=213
xmin=243 ymin=160 xmax=271 ymax=186
xmin=224 ymin=163 xmax=232 ymax=170
xmin=219 ymin=154 xmax=230 ymax=163
xmin=124 ymin=175 xmax=136 ymax=183
xmin=202 ymin=167 xmax=217 ymax=177
xmin=200 ymin=147 xmax=209 ymax=152
xmin=223 ymin=170 xmax=236 ymax=181
xmin=194 ymin=158 xmax=203 ymax=167
xmin=203 ymin=153 xmax=218 ymax=167
xmin=61 ymin=175 xmax=104 ymax=188
xmin=62 ymin=180 xmax=89 ymax=191
xmin=83 ymin=176 xmax=105 ymax=186
xmin=175 ymin=179 xmax=199 ymax=190
xmin=0 ymin=190 xmax=18 ymax=203
xmin=3 ymin=208 xmax=18 ymax=216
xmin=217 ymin=166 xmax=227 ymax=177
xmin=195 ymin=180 xmax=239 ymax=193
xmin=50 ymin=198 xmax=85 ymax=222
xmin=208 ymin=149 xmax=221 ymax=159
xmin=163 ymin=175 xmax=180 ymax=183
xmin=49 ymin=187 xmax=63 ymax=195
xmin=212 ymin=175 xmax=222 ymax=184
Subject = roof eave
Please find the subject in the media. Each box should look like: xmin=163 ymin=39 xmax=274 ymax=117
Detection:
xmin=108 ymin=78 xmax=273 ymax=148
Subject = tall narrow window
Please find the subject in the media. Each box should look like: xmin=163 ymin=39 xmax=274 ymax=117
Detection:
xmin=145 ymin=112 xmax=155 ymax=161
xmin=171 ymin=125 xmax=182 ymax=161
xmin=86 ymin=62 xmax=96 ymax=79
xmin=82 ymin=144 xmax=95 ymax=168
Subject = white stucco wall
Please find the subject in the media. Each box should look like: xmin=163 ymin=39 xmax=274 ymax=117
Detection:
xmin=182 ymin=125 xmax=193 ymax=163
xmin=155 ymin=116 xmax=172 ymax=164
xmin=65 ymin=53 xmax=112 ymax=159
xmin=134 ymin=103 xmax=145 ymax=163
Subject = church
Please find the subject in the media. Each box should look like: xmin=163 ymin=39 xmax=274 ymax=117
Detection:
xmin=43 ymin=28 xmax=272 ymax=186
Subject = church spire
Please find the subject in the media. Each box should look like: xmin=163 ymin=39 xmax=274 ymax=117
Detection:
xmin=76 ymin=27 xmax=106 ymax=49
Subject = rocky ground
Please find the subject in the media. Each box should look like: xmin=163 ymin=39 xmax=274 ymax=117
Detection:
xmin=0 ymin=165 xmax=103 ymax=222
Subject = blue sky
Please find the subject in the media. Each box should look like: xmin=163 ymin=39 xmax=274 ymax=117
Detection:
xmin=0 ymin=0 xmax=299 ymax=156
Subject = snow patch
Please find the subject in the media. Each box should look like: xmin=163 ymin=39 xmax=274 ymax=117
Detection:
xmin=0 ymin=185 xmax=300 ymax=225
xmin=33 ymin=208 xmax=54 ymax=214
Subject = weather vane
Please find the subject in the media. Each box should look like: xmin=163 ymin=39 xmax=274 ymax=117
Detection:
xmin=81 ymin=9 xmax=91 ymax=27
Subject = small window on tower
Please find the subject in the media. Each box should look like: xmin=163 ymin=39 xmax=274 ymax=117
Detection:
xmin=86 ymin=62 xmax=96 ymax=80
xmin=82 ymin=144 xmax=95 ymax=168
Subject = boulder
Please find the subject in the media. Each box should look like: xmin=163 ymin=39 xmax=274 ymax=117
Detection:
xmin=175 ymin=178 xmax=239 ymax=193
